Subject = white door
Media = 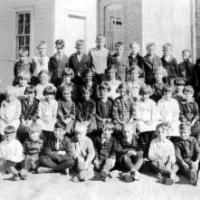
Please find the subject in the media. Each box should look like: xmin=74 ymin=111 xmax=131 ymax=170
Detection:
xmin=66 ymin=15 xmax=86 ymax=55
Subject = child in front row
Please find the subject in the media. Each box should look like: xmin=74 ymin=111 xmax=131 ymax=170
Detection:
xmin=37 ymin=86 xmax=58 ymax=142
xmin=116 ymin=123 xmax=143 ymax=181
xmin=72 ymin=122 xmax=95 ymax=182
xmin=175 ymin=123 xmax=200 ymax=185
xmin=21 ymin=123 xmax=43 ymax=176
xmin=0 ymin=126 xmax=24 ymax=181
xmin=0 ymin=86 xmax=21 ymax=140
xmin=93 ymin=122 xmax=118 ymax=181
xmin=39 ymin=124 xmax=75 ymax=174
xmin=148 ymin=123 xmax=179 ymax=184
xmin=18 ymin=85 xmax=39 ymax=144
xmin=57 ymin=85 xmax=76 ymax=135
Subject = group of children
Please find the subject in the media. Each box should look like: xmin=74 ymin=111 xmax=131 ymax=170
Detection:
xmin=0 ymin=34 xmax=200 ymax=186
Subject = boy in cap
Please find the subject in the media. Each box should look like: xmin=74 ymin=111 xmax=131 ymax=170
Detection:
xmin=148 ymin=123 xmax=179 ymax=184
xmin=172 ymin=78 xmax=185 ymax=103
xmin=175 ymin=123 xmax=200 ymax=185
xmin=0 ymin=125 xmax=24 ymax=181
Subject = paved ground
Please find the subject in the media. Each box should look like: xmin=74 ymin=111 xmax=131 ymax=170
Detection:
xmin=0 ymin=172 xmax=200 ymax=200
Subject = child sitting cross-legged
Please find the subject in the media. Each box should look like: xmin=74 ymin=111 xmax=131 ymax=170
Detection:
xmin=72 ymin=122 xmax=95 ymax=182
xmin=93 ymin=122 xmax=118 ymax=181
xmin=0 ymin=125 xmax=24 ymax=181
xmin=175 ymin=123 xmax=200 ymax=185
xmin=38 ymin=124 xmax=75 ymax=174
xmin=116 ymin=123 xmax=143 ymax=181
xmin=20 ymin=123 xmax=43 ymax=177
xmin=148 ymin=123 xmax=179 ymax=185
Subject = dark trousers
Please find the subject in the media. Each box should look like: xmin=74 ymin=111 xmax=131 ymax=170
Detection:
xmin=40 ymin=155 xmax=75 ymax=172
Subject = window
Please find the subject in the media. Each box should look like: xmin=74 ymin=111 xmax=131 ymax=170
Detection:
xmin=16 ymin=12 xmax=31 ymax=57
xmin=105 ymin=4 xmax=123 ymax=50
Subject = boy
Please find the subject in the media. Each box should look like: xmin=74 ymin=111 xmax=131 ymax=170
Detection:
xmin=72 ymin=122 xmax=95 ymax=182
xmin=68 ymin=39 xmax=90 ymax=82
xmin=48 ymin=39 xmax=69 ymax=87
xmin=128 ymin=42 xmax=144 ymax=78
xmin=143 ymin=43 xmax=162 ymax=85
xmin=177 ymin=49 xmax=195 ymax=85
xmin=93 ymin=122 xmax=118 ymax=181
xmin=116 ymin=123 xmax=143 ymax=181
xmin=175 ymin=123 xmax=200 ymax=185
xmin=88 ymin=34 xmax=110 ymax=83
xmin=109 ymin=41 xmax=129 ymax=82
xmin=13 ymin=48 xmax=32 ymax=86
xmin=21 ymin=123 xmax=43 ymax=176
xmin=148 ymin=123 xmax=179 ymax=184
xmin=112 ymin=83 xmax=135 ymax=130
xmin=0 ymin=126 xmax=24 ymax=181
xmin=39 ymin=124 xmax=75 ymax=174
xmin=161 ymin=43 xmax=178 ymax=85
xmin=172 ymin=78 xmax=185 ymax=103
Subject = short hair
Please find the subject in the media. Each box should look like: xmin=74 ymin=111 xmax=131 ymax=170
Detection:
xmin=173 ymin=77 xmax=185 ymax=86
xmin=29 ymin=123 xmax=42 ymax=133
xmin=182 ymin=49 xmax=191 ymax=56
xmin=18 ymin=70 xmax=31 ymax=83
xmin=4 ymin=125 xmax=16 ymax=135
xmin=38 ymin=70 xmax=49 ymax=79
xmin=153 ymin=66 xmax=168 ymax=77
xmin=129 ymin=41 xmax=140 ymax=48
xmin=156 ymin=123 xmax=170 ymax=131
xmin=5 ymin=86 xmax=17 ymax=97
xmin=129 ymin=65 xmax=142 ymax=76
xmin=105 ymin=65 xmax=116 ymax=75
xmin=116 ymin=83 xmax=130 ymax=94
xmin=62 ymin=67 xmax=74 ymax=79
xmin=139 ymin=85 xmax=153 ymax=96
xmin=162 ymin=85 xmax=173 ymax=93
xmin=24 ymin=85 xmax=36 ymax=95
xmin=163 ymin=43 xmax=173 ymax=50
xmin=62 ymin=84 xmax=73 ymax=94
xmin=122 ymin=122 xmax=136 ymax=133
xmin=82 ymin=85 xmax=92 ymax=95
xmin=96 ymin=34 xmax=105 ymax=41
xmin=146 ymin=42 xmax=156 ymax=49
xmin=75 ymin=39 xmax=85 ymax=47
xmin=179 ymin=122 xmax=191 ymax=132
xmin=55 ymin=39 xmax=65 ymax=48
xmin=115 ymin=41 xmax=124 ymax=48
xmin=74 ymin=122 xmax=87 ymax=135
xmin=43 ymin=85 xmax=56 ymax=96
xmin=37 ymin=41 xmax=47 ymax=49
xmin=83 ymin=68 xmax=94 ymax=78
xmin=183 ymin=85 xmax=194 ymax=94
xmin=103 ymin=121 xmax=114 ymax=131
xmin=54 ymin=122 xmax=66 ymax=130
xmin=19 ymin=48 xmax=29 ymax=56
xmin=99 ymin=81 xmax=111 ymax=91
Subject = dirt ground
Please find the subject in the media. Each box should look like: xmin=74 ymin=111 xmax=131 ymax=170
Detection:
xmin=0 ymin=172 xmax=200 ymax=200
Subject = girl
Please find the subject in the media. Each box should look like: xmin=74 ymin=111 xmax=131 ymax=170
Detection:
xmin=57 ymin=85 xmax=76 ymax=135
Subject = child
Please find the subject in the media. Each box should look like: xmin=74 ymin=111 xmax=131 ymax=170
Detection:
xmin=109 ymin=41 xmax=129 ymax=82
xmin=161 ymin=43 xmax=178 ymax=85
xmin=0 ymin=126 xmax=24 ymax=181
xmin=179 ymin=86 xmax=199 ymax=128
xmin=172 ymin=78 xmax=185 ymax=103
xmin=157 ymin=85 xmax=180 ymax=137
xmin=13 ymin=48 xmax=33 ymax=86
xmin=105 ymin=65 xmax=121 ymax=100
xmin=96 ymin=81 xmax=113 ymax=130
xmin=68 ymin=39 xmax=90 ymax=82
xmin=127 ymin=82 xmax=141 ymax=103
xmin=72 ymin=122 xmax=95 ymax=182
xmin=37 ymin=86 xmax=58 ymax=141
xmin=0 ymin=87 xmax=21 ymax=139
xmin=32 ymin=41 xmax=49 ymax=84
xmin=57 ymin=85 xmax=76 ymax=135
xmin=76 ymin=86 xmax=97 ymax=133
xmin=148 ymin=123 xmax=179 ymax=184
xmin=48 ymin=39 xmax=69 ymax=87
xmin=128 ymin=42 xmax=144 ymax=78
xmin=175 ymin=123 xmax=200 ymax=185
xmin=21 ymin=123 xmax=43 ymax=175
xmin=39 ymin=124 xmax=75 ymax=174
xmin=143 ymin=43 xmax=162 ymax=85
xmin=17 ymin=85 xmax=39 ymax=144
xmin=116 ymin=123 xmax=143 ymax=180
xmin=151 ymin=67 xmax=167 ymax=102
xmin=88 ymin=34 xmax=110 ymax=83
xmin=93 ymin=122 xmax=118 ymax=181
xmin=177 ymin=49 xmax=195 ymax=85
xmin=35 ymin=70 xmax=55 ymax=100
xmin=14 ymin=70 xmax=30 ymax=98
xmin=112 ymin=83 xmax=135 ymax=130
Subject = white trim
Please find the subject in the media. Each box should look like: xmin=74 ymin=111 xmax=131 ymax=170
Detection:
xmin=13 ymin=6 xmax=34 ymax=58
